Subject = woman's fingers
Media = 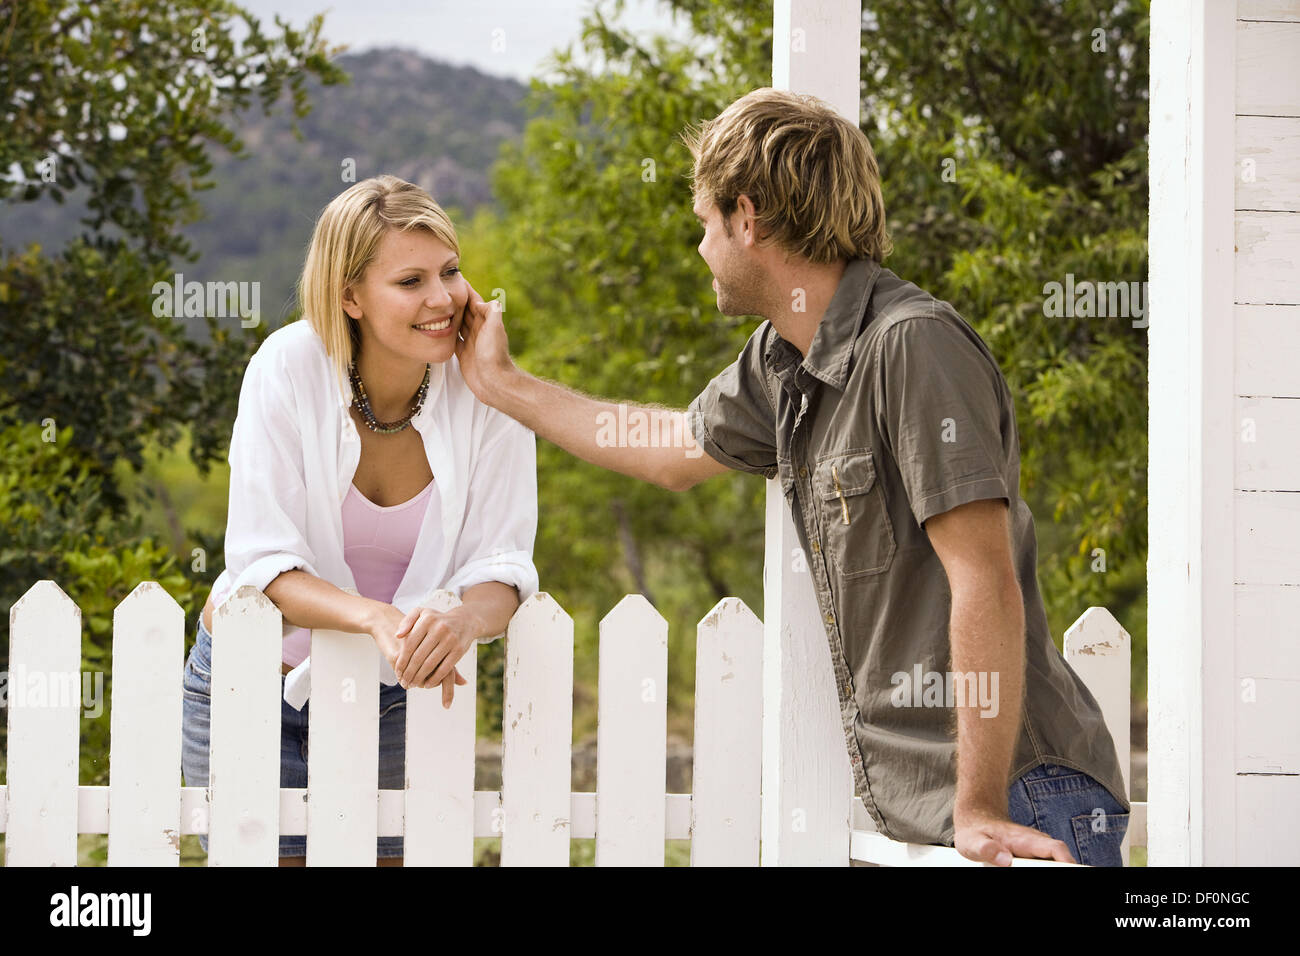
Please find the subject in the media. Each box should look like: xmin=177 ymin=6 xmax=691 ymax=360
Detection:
xmin=441 ymin=671 xmax=455 ymax=709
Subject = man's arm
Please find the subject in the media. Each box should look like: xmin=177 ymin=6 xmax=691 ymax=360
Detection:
xmin=455 ymin=285 xmax=730 ymax=491
xmin=925 ymin=498 xmax=1074 ymax=865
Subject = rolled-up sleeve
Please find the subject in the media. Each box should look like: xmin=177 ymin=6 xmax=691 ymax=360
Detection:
xmin=686 ymin=322 xmax=779 ymax=479
xmin=443 ymin=409 xmax=540 ymax=640
xmin=215 ymin=347 xmax=321 ymax=626
xmin=873 ymin=315 xmax=1013 ymax=528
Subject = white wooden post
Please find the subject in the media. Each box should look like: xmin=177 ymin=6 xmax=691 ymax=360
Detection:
xmin=4 ymin=581 xmax=82 ymax=866
xmin=1064 ymin=608 xmax=1133 ymax=863
xmin=692 ymin=598 xmax=763 ymax=866
xmin=595 ymin=595 xmax=668 ymax=866
xmin=1148 ymin=0 xmax=1239 ymax=866
xmin=107 ymin=582 xmax=184 ymax=865
xmin=763 ymin=0 xmax=862 ymax=866
xmin=499 ymin=592 xmax=573 ymax=866
xmin=306 ymin=586 xmax=380 ymax=866
xmin=403 ymin=588 xmax=477 ymax=866
xmin=208 ymin=586 xmax=282 ymax=866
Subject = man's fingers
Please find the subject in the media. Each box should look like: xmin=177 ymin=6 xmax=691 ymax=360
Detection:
xmin=998 ymin=826 xmax=1077 ymax=865
xmin=963 ymin=832 xmax=1011 ymax=866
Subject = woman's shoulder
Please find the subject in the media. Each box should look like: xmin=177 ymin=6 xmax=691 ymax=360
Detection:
xmin=252 ymin=318 xmax=328 ymax=371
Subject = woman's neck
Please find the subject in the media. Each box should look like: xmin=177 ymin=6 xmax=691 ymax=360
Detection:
xmin=354 ymin=349 xmax=428 ymax=422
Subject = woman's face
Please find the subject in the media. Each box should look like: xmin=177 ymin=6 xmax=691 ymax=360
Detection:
xmin=342 ymin=227 xmax=467 ymax=367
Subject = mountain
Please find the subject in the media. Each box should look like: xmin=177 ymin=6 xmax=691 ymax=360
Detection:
xmin=0 ymin=48 xmax=529 ymax=336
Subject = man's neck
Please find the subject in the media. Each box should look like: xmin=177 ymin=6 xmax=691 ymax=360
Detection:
xmin=760 ymin=257 xmax=849 ymax=358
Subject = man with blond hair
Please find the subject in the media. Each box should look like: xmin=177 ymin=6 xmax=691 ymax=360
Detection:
xmin=455 ymin=87 xmax=1130 ymax=866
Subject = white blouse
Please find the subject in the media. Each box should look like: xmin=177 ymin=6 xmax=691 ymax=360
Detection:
xmin=209 ymin=319 xmax=540 ymax=708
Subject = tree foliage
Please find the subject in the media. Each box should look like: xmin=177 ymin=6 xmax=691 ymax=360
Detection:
xmin=0 ymin=0 xmax=345 ymax=780
xmin=461 ymin=0 xmax=1149 ymax=701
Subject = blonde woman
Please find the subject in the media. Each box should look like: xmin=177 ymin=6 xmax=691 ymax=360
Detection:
xmin=182 ymin=175 xmax=538 ymax=866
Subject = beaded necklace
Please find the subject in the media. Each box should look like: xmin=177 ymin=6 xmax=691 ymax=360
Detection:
xmin=348 ymin=359 xmax=430 ymax=434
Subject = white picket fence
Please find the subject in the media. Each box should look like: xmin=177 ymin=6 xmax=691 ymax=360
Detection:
xmin=0 ymin=579 xmax=1145 ymax=866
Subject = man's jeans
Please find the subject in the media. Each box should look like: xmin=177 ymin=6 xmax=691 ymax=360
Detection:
xmin=1007 ymin=762 xmax=1130 ymax=867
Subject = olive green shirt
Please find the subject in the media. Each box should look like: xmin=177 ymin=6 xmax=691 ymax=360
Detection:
xmin=686 ymin=257 xmax=1129 ymax=845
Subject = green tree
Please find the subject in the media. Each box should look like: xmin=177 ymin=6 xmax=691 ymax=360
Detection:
xmin=0 ymin=0 xmax=345 ymax=783
xmin=460 ymin=0 xmax=1149 ymax=723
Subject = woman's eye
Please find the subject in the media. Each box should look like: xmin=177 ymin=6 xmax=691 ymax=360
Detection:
xmin=444 ymin=266 xmax=461 ymax=278
xmin=400 ymin=277 xmax=420 ymax=287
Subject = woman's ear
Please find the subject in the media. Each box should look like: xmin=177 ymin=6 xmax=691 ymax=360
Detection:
xmin=341 ymin=285 xmax=362 ymax=320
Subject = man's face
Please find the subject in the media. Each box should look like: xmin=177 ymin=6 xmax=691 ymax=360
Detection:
xmin=693 ymin=194 xmax=766 ymax=317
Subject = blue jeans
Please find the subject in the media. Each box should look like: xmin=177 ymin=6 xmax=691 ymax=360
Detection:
xmin=180 ymin=615 xmax=409 ymax=859
xmin=1008 ymin=762 xmax=1130 ymax=866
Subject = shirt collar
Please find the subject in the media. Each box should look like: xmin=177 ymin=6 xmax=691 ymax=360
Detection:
xmin=764 ymin=257 xmax=881 ymax=391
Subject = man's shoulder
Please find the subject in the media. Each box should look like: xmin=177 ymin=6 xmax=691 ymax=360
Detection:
xmin=861 ymin=268 xmax=991 ymax=360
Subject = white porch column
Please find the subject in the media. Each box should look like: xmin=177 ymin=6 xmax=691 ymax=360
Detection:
xmin=1148 ymin=0 xmax=1238 ymax=865
xmin=761 ymin=0 xmax=862 ymax=867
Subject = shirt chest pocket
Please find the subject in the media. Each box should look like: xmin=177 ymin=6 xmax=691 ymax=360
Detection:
xmin=814 ymin=450 xmax=896 ymax=577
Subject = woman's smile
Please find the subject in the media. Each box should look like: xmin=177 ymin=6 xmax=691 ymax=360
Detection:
xmin=413 ymin=313 xmax=455 ymax=337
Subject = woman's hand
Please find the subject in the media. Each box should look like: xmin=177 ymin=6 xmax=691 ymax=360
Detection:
xmin=392 ymin=604 xmax=489 ymax=707
xmin=455 ymin=280 xmax=516 ymax=407
xmin=367 ymin=603 xmax=468 ymax=707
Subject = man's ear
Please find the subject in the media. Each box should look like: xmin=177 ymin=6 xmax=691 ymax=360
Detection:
xmin=735 ymin=194 xmax=761 ymax=245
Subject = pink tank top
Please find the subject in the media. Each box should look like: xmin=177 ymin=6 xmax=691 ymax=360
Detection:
xmin=281 ymin=476 xmax=437 ymax=667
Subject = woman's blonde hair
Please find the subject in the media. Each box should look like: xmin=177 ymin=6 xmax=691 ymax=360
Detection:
xmin=298 ymin=175 xmax=460 ymax=401
xmin=681 ymin=88 xmax=892 ymax=264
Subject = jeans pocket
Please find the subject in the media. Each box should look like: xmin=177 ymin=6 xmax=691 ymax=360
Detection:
xmin=183 ymin=648 xmax=212 ymax=698
xmin=1070 ymin=810 xmax=1130 ymax=867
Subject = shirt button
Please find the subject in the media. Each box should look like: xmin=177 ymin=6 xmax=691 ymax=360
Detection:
xmin=844 ymin=683 xmax=853 ymax=697
xmin=799 ymin=467 xmax=808 ymax=478
xmin=811 ymin=541 xmax=821 ymax=554
xmin=824 ymin=612 xmax=835 ymax=626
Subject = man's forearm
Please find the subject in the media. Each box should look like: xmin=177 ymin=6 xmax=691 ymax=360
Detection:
xmin=950 ymin=574 xmax=1026 ymax=820
xmin=483 ymin=366 xmax=700 ymax=490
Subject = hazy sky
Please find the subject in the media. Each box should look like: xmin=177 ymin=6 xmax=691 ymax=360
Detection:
xmin=235 ymin=0 xmax=695 ymax=83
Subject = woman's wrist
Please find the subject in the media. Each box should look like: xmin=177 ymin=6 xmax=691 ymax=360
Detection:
xmin=354 ymin=596 xmax=390 ymax=636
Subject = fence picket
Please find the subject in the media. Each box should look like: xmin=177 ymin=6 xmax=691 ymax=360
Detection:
xmin=107 ymin=583 xmax=184 ymax=865
xmin=692 ymin=598 xmax=763 ymax=866
xmin=596 ymin=595 xmax=668 ymax=866
xmin=4 ymin=581 xmax=82 ymax=866
xmin=500 ymin=593 xmax=573 ymax=866
xmin=1064 ymin=607 xmax=1133 ymax=863
xmin=306 ymin=597 xmax=380 ymax=866
xmin=403 ymin=588 xmax=477 ymax=866
xmin=208 ymin=586 xmax=282 ymax=865
xmin=0 ymin=579 xmax=1149 ymax=866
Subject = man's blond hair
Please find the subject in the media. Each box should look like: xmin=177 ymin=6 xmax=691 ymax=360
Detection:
xmin=682 ymin=87 xmax=891 ymax=264
xmin=298 ymin=175 xmax=459 ymax=402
